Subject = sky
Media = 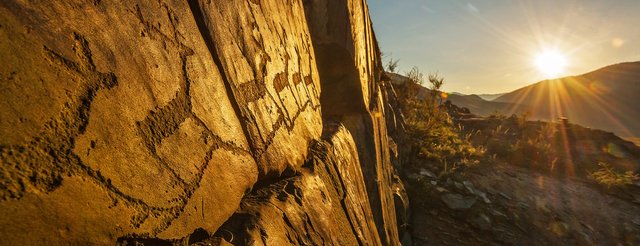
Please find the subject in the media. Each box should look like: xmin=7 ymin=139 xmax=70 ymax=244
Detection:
xmin=368 ymin=0 xmax=640 ymax=94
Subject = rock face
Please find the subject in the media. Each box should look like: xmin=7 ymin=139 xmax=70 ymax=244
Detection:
xmin=304 ymin=0 xmax=408 ymax=244
xmin=217 ymin=123 xmax=382 ymax=245
xmin=0 ymin=0 xmax=406 ymax=244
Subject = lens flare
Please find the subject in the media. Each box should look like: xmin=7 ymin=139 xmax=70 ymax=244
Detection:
xmin=535 ymin=50 xmax=568 ymax=77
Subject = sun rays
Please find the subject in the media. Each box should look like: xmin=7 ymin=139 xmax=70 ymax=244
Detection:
xmin=534 ymin=49 xmax=568 ymax=77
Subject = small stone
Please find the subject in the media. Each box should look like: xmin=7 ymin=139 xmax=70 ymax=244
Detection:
xmin=441 ymin=193 xmax=477 ymax=210
xmin=476 ymin=191 xmax=491 ymax=204
xmin=499 ymin=192 xmax=512 ymax=200
xmin=407 ymin=173 xmax=422 ymax=180
xmin=430 ymin=181 xmax=437 ymax=185
xmin=472 ymin=213 xmax=492 ymax=230
xmin=454 ymin=181 xmax=463 ymax=190
xmin=446 ymin=178 xmax=453 ymax=186
xmin=419 ymin=168 xmax=436 ymax=178
xmin=580 ymin=221 xmax=594 ymax=232
xmin=436 ymin=187 xmax=449 ymax=193
xmin=517 ymin=202 xmax=530 ymax=209
xmin=462 ymin=180 xmax=475 ymax=194
xmin=490 ymin=209 xmax=507 ymax=218
xmin=632 ymin=218 xmax=640 ymax=227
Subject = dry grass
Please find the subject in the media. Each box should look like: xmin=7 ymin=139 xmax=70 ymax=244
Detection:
xmin=590 ymin=162 xmax=639 ymax=188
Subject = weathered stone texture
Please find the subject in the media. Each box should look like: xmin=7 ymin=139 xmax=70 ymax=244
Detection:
xmin=1 ymin=0 xmax=320 ymax=243
xmin=0 ymin=0 xmax=406 ymax=244
xmin=190 ymin=0 xmax=322 ymax=177
xmin=304 ymin=0 xmax=406 ymax=244
xmin=216 ymin=123 xmax=382 ymax=245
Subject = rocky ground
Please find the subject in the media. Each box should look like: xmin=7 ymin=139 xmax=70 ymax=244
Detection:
xmin=389 ymin=84 xmax=640 ymax=245
xmin=405 ymin=159 xmax=640 ymax=245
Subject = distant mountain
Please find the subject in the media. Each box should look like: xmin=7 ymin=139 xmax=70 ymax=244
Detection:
xmin=494 ymin=62 xmax=640 ymax=137
xmin=475 ymin=93 xmax=505 ymax=101
xmin=446 ymin=93 xmax=525 ymax=116
xmin=446 ymin=92 xmax=504 ymax=101
xmin=388 ymin=72 xmax=526 ymax=117
xmin=448 ymin=92 xmax=467 ymax=96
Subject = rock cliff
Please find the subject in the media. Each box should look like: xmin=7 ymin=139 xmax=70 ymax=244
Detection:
xmin=0 ymin=0 xmax=407 ymax=244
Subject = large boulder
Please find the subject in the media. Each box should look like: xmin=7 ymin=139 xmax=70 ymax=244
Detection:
xmin=0 ymin=0 xmax=320 ymax=243
xmin=0 ymin=0 xmax=407 ymax=244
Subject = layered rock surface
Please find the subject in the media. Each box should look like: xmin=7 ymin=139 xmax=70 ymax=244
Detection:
xmin=0 ymin=0 xmax=406 ymax=244
xmin=216 ymin=123 xmax=382 ymax=245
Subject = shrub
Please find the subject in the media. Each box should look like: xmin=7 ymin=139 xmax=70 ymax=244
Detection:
xmin=386 ymin=58 xmax=400 ymax=73
xmin=590 ymin=162 xmax=639 ymax=188
xmin=395 ymin=68 xmax=483 ymax=175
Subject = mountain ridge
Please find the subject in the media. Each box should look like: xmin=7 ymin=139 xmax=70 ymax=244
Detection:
xmin=494 ymin=61 xmax=640 ymax=137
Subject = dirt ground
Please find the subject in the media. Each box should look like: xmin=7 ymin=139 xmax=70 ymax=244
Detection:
xmin=407 ymin=161 xmax=640 ymax=245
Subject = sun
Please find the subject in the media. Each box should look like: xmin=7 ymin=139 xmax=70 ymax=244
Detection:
xmin=534 ymin=49 xmax=568 ymax=77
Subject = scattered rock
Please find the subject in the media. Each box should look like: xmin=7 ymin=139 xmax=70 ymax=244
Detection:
xmin=454 ymin=181 xmax=464 ymax=190
xmin=499 ymin=192 xmax=512 ymax=200
xmin=632 ymin=218 xmax=640 ymax=227
xmin=441 ymin=193 xmax=477 ymax=210
xmin=490 ymin=209 xmax=507 ymax=218
xmin=486 ymin=189 xmax=498 ymax=195
xmin=436 ymin=187 xmax=449 ymax=193
xmin=419 ymin=168 xmax=436 ymax=178
xmin=517 ymin=202 xmax=530 ymax=210
xmin=430 ymin=181 xmax=437 ymax=185
xmin=462 ymin=180 xmax=475 ymax=194
xmin=580 ymin=221 xmax=594 ymax=232
xmin=471 ymin=213 xmax=492 ymax=230
xmin=476 ymin=190 xmax=491 ymax=204
xmin=407 ymin=173 xmax=422 ymax=180
xmin=445 ymin=178 xmax=454 ymax=187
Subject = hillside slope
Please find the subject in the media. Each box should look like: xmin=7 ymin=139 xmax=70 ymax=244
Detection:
xmin=389 ymin=72 xmax=525 ymax=116
xmin=447 ymin=93 xmax=525 ymax=116
xmin=494 ymin=62 xmax=640 ymax=137
xmin=405 ymin=108 xmax=640 ymax=245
